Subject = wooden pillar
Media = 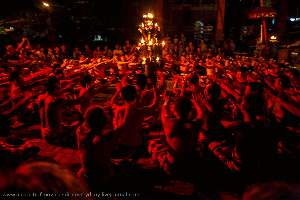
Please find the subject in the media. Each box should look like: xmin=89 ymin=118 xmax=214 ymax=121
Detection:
xmin=259 ymin=0 xmax=268 ymax=47
xmin=215 ymin=0 xmax=225 ymax=43
xmin=262 ymin=18 xmax=268 ymax=47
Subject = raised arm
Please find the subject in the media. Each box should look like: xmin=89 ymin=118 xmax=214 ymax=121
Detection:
xmin=179 ymin=77 xmax=187 ymax=97
xmin=275 ymin=96 xmax=300 ymax=118
xmin=16 ymin=37 xmax=30 ymax=52
xmin=218 ymin=81 xmax=241 ymax=101
xmin=262 ymin=77 xmax=276 ymax=94
xmin=161 ymin=93 xmax=172 ymax=136
xmin=172 ymin=75 xmax=179 ymax=93
xmin=110 ymin=90 xmax=120 ymax=106
xmin=144 ymin=87 xmax=157 ymax=109
xmin=191 ymin=94 xmax=203 ymax=120
xmin=56 ymin=82 xmax=76 ymax=95
xmin=237 ymin=100 xmax=251 ymax=124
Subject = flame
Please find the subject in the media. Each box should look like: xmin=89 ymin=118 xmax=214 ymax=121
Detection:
xmin=148 ymin=13 xmax=154 ymax=19
xmin=42 ymin=1 xmax=50 ymax=7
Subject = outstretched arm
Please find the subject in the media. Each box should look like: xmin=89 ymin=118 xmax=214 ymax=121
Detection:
xmin=218 ymin=81 xmax=241 ymax=101
xmin=275 ymin=96 xmax=300 ymax=118
xmin=3 ymin=91 xmax=33 ymax=117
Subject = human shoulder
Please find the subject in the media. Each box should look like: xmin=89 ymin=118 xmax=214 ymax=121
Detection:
xmin=37 ymin=93 xmax=50 ymax=104
xmin=93 ymin=130 xmax=115 ymax=145
xmin=37 ymin=94 xmax=45 ymax=101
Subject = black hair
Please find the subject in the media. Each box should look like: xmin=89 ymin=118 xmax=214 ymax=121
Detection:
xmin=248 ymin=82 xmax=264 ymax=94
xmin=279 ymin=75 xmax=291 ymax=89
xmin=189 ymin=74 xmax=199 ymax=85
xmin=242 ymin=82 xmax=265 ymax=120
xmin=207 ymin=83 xmax=221 ymax=100
xmin=240 ymin=66 xmax=248 ymax=73
xmin=9 ymin=70 xmax=24 ymax=88
xmin=172 ymin=64 xmax=181 ymax=75
xmin=52 ymin=63 xmax=61 ymax=71
xmin=46 ymin=76 xmax=58 ymax=94
xmin=248 ymin=66 xmax=254 ymax=72
xmin=81 ymin=73 xmax=93 ymax=87
xmin=121 ymin=85 xmax=137 ymax=103
xmin=245 ymin=93 xmax=265 ymax=119
xmin=290 ymin=69 xmax=299 ymax=79
xmin=279 ymin=63 xmax=288 ymax=69
xmin=54 ymin=69 xmax=64 ymax=76
xmin=136 ymin=74 xmax=147 ymax=90
xmin=84 ymin=106 xmax=107 ymax=131
xmin=195 ymin=65 xmax=207 ymax=76
xmin=9 ymin=70 xmax=20 ymax=82
xmin=175 ymin=96 xmax=193 ymax=120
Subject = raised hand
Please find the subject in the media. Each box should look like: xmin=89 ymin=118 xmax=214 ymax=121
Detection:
xmin=191 ymin=94 xmax=198 ymax=104
xmin=163 ymin=90 xmax=170 ymax=106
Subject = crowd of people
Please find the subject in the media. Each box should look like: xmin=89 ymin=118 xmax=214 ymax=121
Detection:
xmin=0 ymin=35 xmax=300 ymax=199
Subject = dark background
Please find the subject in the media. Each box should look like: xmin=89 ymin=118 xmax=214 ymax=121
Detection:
xmin=0 ymin=0 xmax=299 ymax=47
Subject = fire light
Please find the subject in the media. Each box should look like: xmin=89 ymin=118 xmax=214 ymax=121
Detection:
xmin=270 ymin=35 xmax=278 ymax=42
xmin=137 ymin=12 xmax=163 ymax=64
xmin=147 ymin=13 xmax=154 ymax=19
xmin=42 ymin=1 xmax=50 ymax=7
xmin=142 ymin=57 xmax=146 ymax=64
